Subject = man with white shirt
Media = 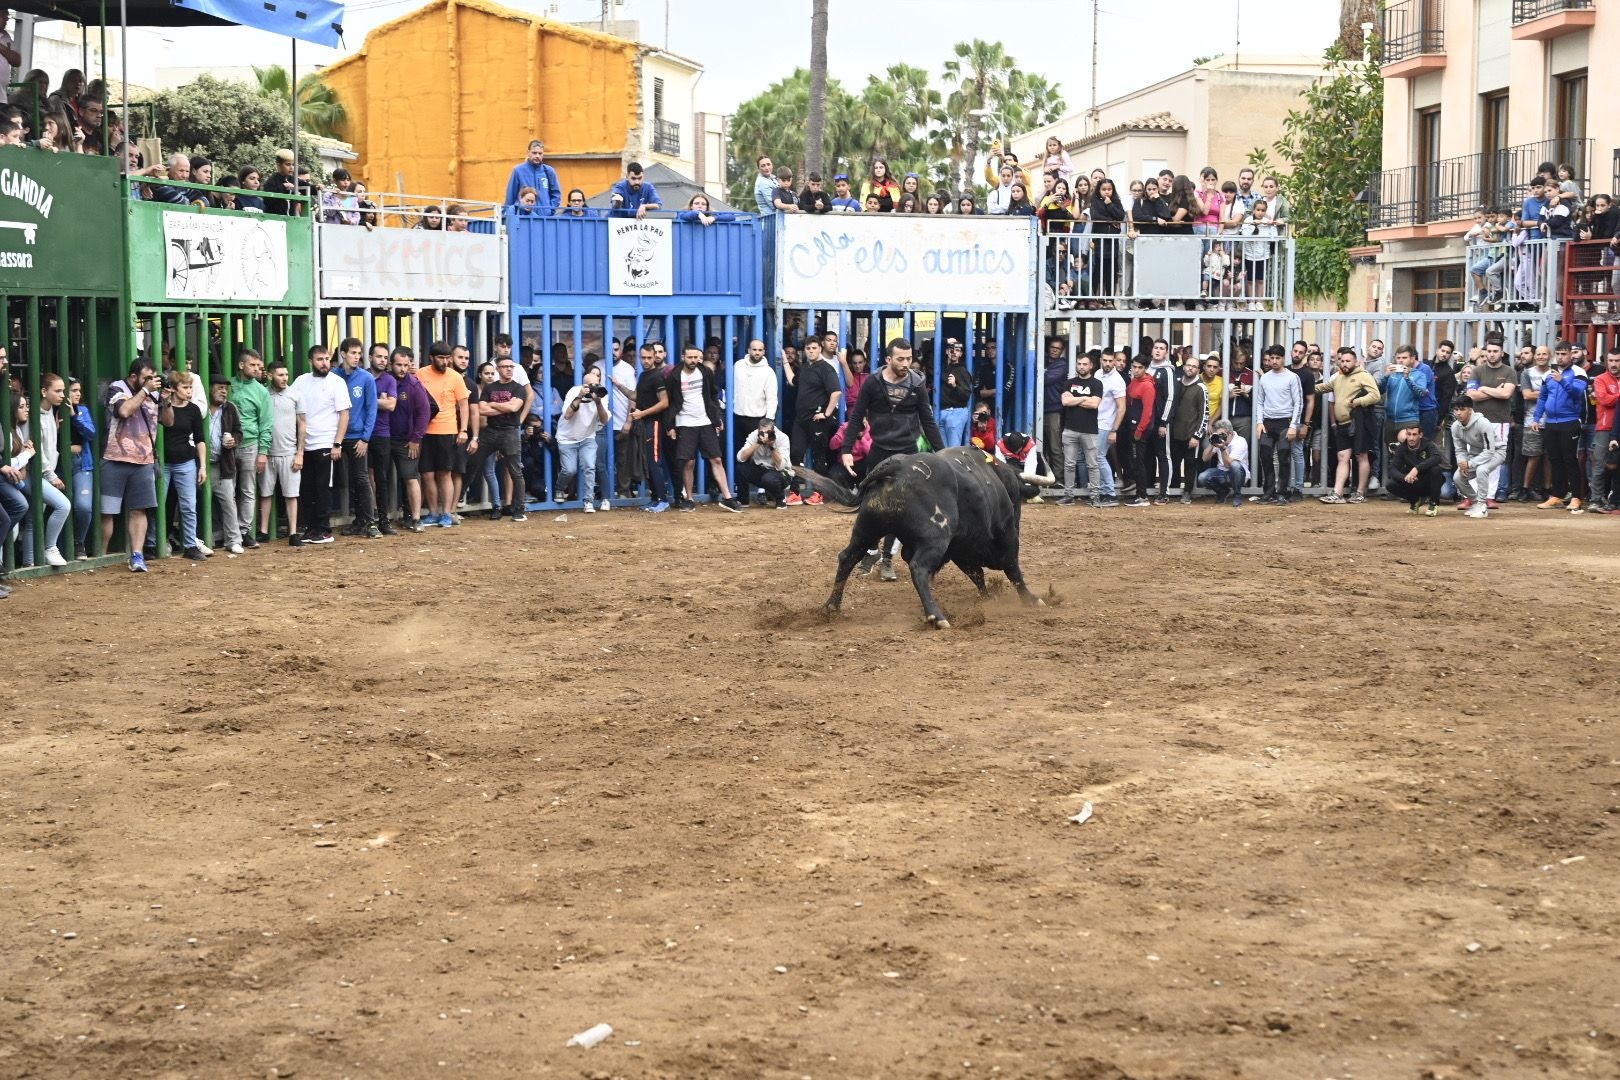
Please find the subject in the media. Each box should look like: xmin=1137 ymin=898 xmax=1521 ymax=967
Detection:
xmin=606 ymin=337 xmax=638 ymax=497
xmin=731 ymin=338 xmax=778 ymax=504
xmin=1253 ymin=343 xmax=1302 ymax=505
xmin=290 ymin=345 xmax=351 ymax=545
xmin=1093 ymin=350 xmax=1125 ymax=507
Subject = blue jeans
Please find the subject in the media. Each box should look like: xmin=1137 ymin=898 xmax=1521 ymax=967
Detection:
xmin=558 ymin=437 xmax=597 ymax=503
xmin=1098 ymin=440 xmax=1117 ymax=496
xmin=162 ymin=460 xmax=202 ymax=549
xmin=939 ymin=407 xmax=970 ymax=447
xmin=1198 ymin=463 xmax=1248 ymax=502
xmin=72 ymin=471 xmax=94 ymax=553
xmin=1290 ymin=439 xmax=1306 ymax=491
xmin=2 ymin=480 xmax=29 ymax=563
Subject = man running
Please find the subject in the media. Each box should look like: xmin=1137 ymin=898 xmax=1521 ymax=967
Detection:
xmin=840 ymin=338 xmax=945 ymax=582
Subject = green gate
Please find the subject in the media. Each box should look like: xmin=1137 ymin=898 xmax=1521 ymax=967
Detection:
xmin=0 ymin=149 xmax=126 ymax=579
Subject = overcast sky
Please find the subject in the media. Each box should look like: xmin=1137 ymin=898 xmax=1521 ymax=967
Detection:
xmin=156 ymin=0 xmax=1343 ymax=120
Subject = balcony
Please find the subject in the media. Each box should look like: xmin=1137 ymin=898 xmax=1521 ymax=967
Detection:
xmin=1381 ymin=0 xmax=1446 ymax=77
xmin=652 ymin=118 xmax=681 ymax=157
xmin=1512 ymin=0 xmax=1596 ymax=41
xmin=1370 ymin=137 xmax=1592 ymax=232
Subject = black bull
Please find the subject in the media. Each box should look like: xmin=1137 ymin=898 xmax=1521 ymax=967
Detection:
xmin=795 ymin=447 xmax=1045 ymax=629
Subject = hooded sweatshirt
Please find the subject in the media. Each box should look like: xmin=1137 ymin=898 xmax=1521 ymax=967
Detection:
xmin=1451 ymin=411 xmax=1506 ymax=477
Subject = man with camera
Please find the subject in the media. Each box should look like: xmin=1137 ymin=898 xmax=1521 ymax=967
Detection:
xmin=100 ymin=358 xmax=169 ymax=572
xmin=1197 ymin=419 xmax=1249 ymax=507
xmin=556 ymin=366 xmax=610 ymax=511
xmin=735 ymin=418 xmax=795 ymax=508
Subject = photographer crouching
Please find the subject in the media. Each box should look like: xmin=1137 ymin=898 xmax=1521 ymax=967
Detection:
xmin=1196 ymin=418 xmax=1250 ymax=507
xmin=556 ymin=368 xmax=610 ymax=511
xmin=735 ymin=418 xmax=796 ymax=508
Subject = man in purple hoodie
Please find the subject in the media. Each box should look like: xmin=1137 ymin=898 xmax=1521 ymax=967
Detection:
xmin=387 ymin=347 xmax=432 ymax=531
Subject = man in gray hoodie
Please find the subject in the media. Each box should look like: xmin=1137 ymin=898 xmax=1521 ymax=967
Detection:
xmin=1450 ymin=395 xmax=1506 ymax=518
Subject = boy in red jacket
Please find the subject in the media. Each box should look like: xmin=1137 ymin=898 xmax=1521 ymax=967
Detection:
xmin=1592 ymin=347 xmax=1620 ymax=512
xmin=1122 ymin=357 xmax=1157 ymax=507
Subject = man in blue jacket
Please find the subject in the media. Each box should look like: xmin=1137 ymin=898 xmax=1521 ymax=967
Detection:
xmin=1378 ymin=344 xmax=1431 ymax=483
xmin=503 ymin=141 xmax=561 ymax=211
xmin=1530 ymin=343 xmax=1589 ymax=510
xmin=336 ymin=337 xmax=381 ymax=538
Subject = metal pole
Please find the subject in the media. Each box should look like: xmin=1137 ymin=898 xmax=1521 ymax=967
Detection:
xmin=291 ymin=39 xmax=300 ymax=185
xmin=1089 ymin=1 xmax=1099 ymax=136
xmin=115 ymin=0 xmax=126 ymax=175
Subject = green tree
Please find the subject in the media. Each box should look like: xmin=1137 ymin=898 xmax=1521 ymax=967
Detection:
xmin=143 ymin=74 xmax=323 ymax=178
xmin=252 ymin=64 xmax=348 ymax=139
xmin=1248 ymin=44 xmax=1383 ymax=305
xmin=940 ymin=40 xmax=1012 ymax=195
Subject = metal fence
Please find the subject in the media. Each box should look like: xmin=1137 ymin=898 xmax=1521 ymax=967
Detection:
xmin=1372 ymin=139 xmax=1592 ymax=229
xmin=1463 ymin=237 xmax=1562 ymax=312
xmin=1382 ymin=0 xmax=1445 ymax=65
xmin=1513 ymin=0 xmax=1594 ymax=24
xmin=1039 ymin=231 xmax=1294 ymax=311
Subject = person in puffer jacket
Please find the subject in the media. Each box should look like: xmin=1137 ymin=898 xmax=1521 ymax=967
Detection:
xmin=1450 ymin=397 xmax=1506 ymax=517
xmin=1530 ymin=347 xmax=1589 ymax=509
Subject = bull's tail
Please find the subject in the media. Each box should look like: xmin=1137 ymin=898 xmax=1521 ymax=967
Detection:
xmin=792 ymin=465 xmax=861 ymax=507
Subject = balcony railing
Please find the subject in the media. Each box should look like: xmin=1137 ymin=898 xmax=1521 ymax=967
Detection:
xmin=1382 ymin=0 xmax=1445 ymax=66
xmin=1039 ymin=231 xmax=1294 ymax=312
xmin=1371 ymin=138 xmax=1592 ymax=229
xmin=652 ymin=118 xmax=681 ymax=157
xmin=1513 ymin=0 xmax=1593 ymax=24
xmin=1464 ymin=237 xmax=1560 ymax=312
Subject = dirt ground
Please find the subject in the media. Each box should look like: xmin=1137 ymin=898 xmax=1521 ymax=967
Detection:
xmin=3 ymin=499 xmax=1618 ymax=1080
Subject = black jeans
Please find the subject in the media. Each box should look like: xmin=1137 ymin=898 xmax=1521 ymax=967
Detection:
xmin=1543 ymin=420 xmax=1582 ymax=500
xmin=343 ymin=439 xmax=376 ymax=528
xmin=638 ymin=420 xmax=670 ymax=503
xmin=371 ymin=437 xmax=395 ymax=522
xmin=303 ymin=447 xmax=334 ymax=535
xmin=1387 ymin=470 xmax=1443 ymax=506
xmin=1258 ymin=417 xmax=1292 ymax=496
xmin=473 ymin=427 xmax=525 ymax=511
xmin=736 ymin=460 xmax=789 ymax=504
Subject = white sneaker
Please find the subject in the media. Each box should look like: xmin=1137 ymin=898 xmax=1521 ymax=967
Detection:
xmin=227 ymin=541 xmax=245 ymax=555
xmin=583 ymin=502 xmax=596 ymax=513
xmin=195 ymin=541 xmax=214 ymax=556
xmin=1464 ymin=506 xmax=1488 ymax=519
xmin=598 ymin=500 xmax=611 ymax=511
xmin=44 ymin=546 xmax=67 ymax=567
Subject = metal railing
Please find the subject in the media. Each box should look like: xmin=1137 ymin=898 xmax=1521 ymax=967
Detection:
xmin=321 ymin=191 xmax=503 ymax=233
xmin=1039 ymin=230 xmax=1293 ymax=311
xmin=1512 ymin=0 xmax=1593 ymax=24
xmin=652 ymin=118 xmax=681 ymax=157
xmin=1371 ymin=138 xmax=1592 ymax=228
xmin=1382 ymin=0 xmax=1445 ymax=65
xmin=1464 ymin=237 xmax=1562 ymax=311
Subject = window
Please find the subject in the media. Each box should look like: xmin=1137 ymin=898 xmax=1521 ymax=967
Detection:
xmin=1416 ymin=107 xmax=1441 ymax=218
xmin=654 ymin=77 xmax=666 ymax=121
xmin=1481 ymin=91 xmax=1509 ymax=204
xmin=1408 ymin=266 xmax=1465 ymax=312
xmin=1555 ymin=69 xmax=1586 ymax=147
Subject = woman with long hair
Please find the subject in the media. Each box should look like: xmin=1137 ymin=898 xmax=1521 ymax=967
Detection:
xmin=923 ymin=193 xmax=946 ymax=215
xmin=1038 ymin=178 xmax=1077 ymax=293
xmin=862 ymin=159 xmax=900 ymax=212
xmin=900 ymin=173 xmax=922 ymax=203
xmin=416 ymin=204 xmax=445 ymax=230
xmin=1089 ymin=177 xmax=1125 ymax=305
xmin=896 ymin=192 xmax=920 ymax=214
xmin=1006 ymin=181 xmax=1036 ymax=217
xmin=235 ymin=166 xmax=266 ymax=212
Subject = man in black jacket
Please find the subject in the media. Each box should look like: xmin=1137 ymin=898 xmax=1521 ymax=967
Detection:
xmin=791 ymin=337 xmax=842 ymax=482
xmin=840 ymin=338 xmax=945 ymax=581
xmin=665 ymin=344 xmax=743 ymax=513
xmin=1387 ymin=422 xmax=1444 ymax=516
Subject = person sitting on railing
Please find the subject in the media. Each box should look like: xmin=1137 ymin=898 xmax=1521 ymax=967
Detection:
xmin=609 ymin=161 xmax=662 ymax=220
xmin=504 ymin=139 xmax=560 ymax=211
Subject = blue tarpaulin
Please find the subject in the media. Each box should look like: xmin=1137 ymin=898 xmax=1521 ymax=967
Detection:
xmin=173 ymin=0 xmax=344 ymax=46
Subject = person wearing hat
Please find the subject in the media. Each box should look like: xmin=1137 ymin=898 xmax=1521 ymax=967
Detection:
xmin=263 ymin=149 xmax=299 ymax=216
xmin=938 ymin=338 xmax=974 ymax=447
xmin=830 ymin=175 xmax=861 ymax=213
xmin=504 ymin=139 xmax=560 ymax=211
xmin=206 ymin=370 xmax=248 ymax=554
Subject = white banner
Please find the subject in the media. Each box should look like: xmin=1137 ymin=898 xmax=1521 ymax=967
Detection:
xmin=776 ymin=215 xmax=1035 ymax=309
xmin=607 ymin=218 xmax=674 ymax=296
xmin=319 ymin=227 xmax=502 ymax=303
xmin=163 ymin=212 xmax=289 ymax=302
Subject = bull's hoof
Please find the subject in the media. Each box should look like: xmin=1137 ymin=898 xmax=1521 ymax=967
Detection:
xmin=1032 ymin=596 xmax=1046 ymax=607
xmin=926 ymin=615 xmax=951 ymax=630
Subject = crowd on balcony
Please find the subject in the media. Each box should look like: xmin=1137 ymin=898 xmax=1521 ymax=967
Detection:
xmin=1457 ymin=161 xmax=1616 ymax=312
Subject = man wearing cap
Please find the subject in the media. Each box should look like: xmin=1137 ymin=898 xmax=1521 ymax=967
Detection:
xmin=505 ymin=140 xmax=560 ymax=211
xmin=939 ymin=338 xmax=974 ymax=446
xmin=263 ymin=149 xmax=299 ymax=215
xmin=830 ymin=175 xmax=862 ymax=212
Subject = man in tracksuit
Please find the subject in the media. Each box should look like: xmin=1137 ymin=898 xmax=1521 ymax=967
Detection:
xmin=504 ymin=140 xmax=561 ymax=211
xmin=1530 ymin=345 xmax=1589 ymax=510
xmin=1253 ymin=344 xmax=1302 ymax=505
xmin=1146 ymin=338 xmax=1177 ymax=501
xmin=1450 ymin=397 xmax=1506 ymax=518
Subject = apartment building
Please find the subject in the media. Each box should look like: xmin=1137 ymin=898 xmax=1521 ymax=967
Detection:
xmin=1369 ymin=0 xmax=1611 ymax=310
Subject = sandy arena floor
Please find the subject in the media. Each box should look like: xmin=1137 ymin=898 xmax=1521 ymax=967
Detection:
xmin=2 ymin=499 xmax=1618 ymax=1080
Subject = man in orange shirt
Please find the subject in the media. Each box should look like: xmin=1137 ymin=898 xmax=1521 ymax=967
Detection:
xmin=414 ymin=340 xmax=471 ymax=528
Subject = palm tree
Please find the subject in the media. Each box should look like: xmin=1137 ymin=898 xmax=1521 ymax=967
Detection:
xmin=941 ymin=40 xmax=1012 ymax=194
xmin=253 ymin=64 xmax=348 ymax=139
xmin=804 ymin=0 xmax=829 ymax=178
xmin=1337 ymin=0 xmax=1378 ymax=58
